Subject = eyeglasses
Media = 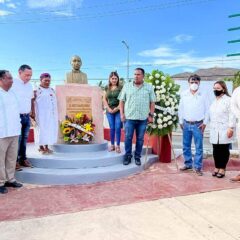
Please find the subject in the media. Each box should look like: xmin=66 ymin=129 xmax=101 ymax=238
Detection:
xmin=190 ymin=77 xmax=200 ymax=81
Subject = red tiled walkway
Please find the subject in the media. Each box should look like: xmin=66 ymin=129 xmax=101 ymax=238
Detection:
xmin=0 ymin=157 xmax=240 ymax=222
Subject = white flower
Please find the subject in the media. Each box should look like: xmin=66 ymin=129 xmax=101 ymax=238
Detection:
xmin=161 ymin=76 xmax=166 ymax=81
xmin=173 ymin=116 xmax=177 ymax=120
xmin=157 ymin=119 xmax=162 ymax=124
xmin=158 ymin=113 xmax=163 ymax=117
xmin=168 ymin=121 xmax=173 ymax=125
xmin=163 ymin=111 xmax=167 ymax=115
xmin=163 ymin=123 xmax=167 ymax=128
xmin=169 ymin=83 xmax=172 ymax=88
xmin=163 ymin=117 xmax=168 ymax=122
xmin=167 ymin=115 xmax=172 ymax=120
xmin=155 ymin=80 xmax=159 ymax=84
xmin=162 ymin=82 xmax=166 ymax=86
xmin=165 ymin=101 xmax=170 ymax=106
xmin=154 ymin=113 xmax=157 ymax=116
xmin=156 ymin=86 xmax=161 ymax=89
xmin=161 ymin=95 xmax=166 ymax=99
xmin=149 ymin=76 xmax=153 ymax=80
xmin=158 ymin=124 xmax=163 ymax=129
xmin=152 ymin=124 xmax=157 ymax=129
xmin=155 ymin=73 xmax=160 ymax=79
xmin=161 ymin=88 xmax=166 ymax=93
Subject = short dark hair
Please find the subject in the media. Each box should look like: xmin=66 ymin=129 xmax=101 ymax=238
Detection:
xmin=0 ymin=70 xmax=8 ymax=80
xmin=135 ymin=67 xmax=145 ymax=75
xmin=18 ymin=64 xmax=32 ymax=72
xmin=188 ymin=74 xmax=201 ymax=82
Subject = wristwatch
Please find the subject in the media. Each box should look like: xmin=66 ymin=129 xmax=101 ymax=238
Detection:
xmin=148 ymin=112 xmax=154 ymax=117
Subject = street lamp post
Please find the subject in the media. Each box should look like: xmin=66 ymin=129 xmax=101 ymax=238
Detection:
xmin=122 ymin=40 xmax=129 ymax=81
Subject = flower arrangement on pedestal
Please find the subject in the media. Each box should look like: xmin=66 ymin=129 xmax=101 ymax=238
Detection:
xmin=60 ymin=112 xmax=95 ymax=144
xmin=146 ymin=69 xmax=180 ymax=136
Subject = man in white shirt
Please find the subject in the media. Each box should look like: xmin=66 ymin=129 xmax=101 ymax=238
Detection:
xmin=0 ymin=70 xmax=23 ymax=194
xmin=230 ymin=86 xmax=240 ymax=182
xmin=178 ymin=74 xmax=209 ymax=176
xmin=12 ymin=65 xmax=34 ymax=169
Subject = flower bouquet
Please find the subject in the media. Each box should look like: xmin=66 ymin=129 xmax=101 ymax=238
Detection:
xmin=60 ymin=112 xmax=95 ymax=144
xmin=146 ymin=69 xmax=180 ymax=136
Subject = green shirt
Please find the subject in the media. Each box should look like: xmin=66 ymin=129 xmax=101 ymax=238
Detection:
xmin=118 ymin=82 xmax=156 ymax=120
xmin=105 ymin=86 xmax=122 ymax=109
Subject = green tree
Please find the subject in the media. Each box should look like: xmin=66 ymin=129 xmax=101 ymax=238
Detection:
xmin=225 ymin=71 xmax=240 ymax=89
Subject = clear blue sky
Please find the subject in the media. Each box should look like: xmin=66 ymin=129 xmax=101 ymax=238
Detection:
xmin=0 ymin=0 xmax=239 ymax=85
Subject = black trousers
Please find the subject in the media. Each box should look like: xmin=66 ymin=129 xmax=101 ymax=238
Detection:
xmin=212 ymin=144 xmax=230 ymax=169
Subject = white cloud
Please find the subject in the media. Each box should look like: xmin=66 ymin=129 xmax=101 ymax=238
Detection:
xmin=0 ymin=9 xmax=12 ymax=16
xmin=137 ymin=46 xmax=240 ymax=69
xmin=27 ymin=0 xmax=83 ymax=9
xmin=173 ymin=34 xmax=193 ymax=43
xmin=0 ymin=0 xmax=5 ymax=3
xmin=53 ymin=11 xmax=74 ymax=16
xmin=6 ymin=3 xmax=16 ymax=8
xmin=138 ymin=46 xmax=176 ymax=58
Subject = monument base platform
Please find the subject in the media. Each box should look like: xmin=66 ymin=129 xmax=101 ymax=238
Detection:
xmin=16 ymin=142 xmax=158 ymax=185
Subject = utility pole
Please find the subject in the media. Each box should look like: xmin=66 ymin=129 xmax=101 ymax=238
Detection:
xmin=122 ymin=40 xmax=130 ymax=81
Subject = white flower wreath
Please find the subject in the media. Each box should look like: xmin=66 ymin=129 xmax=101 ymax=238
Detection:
xmin=146 ymin=70 xmax=180 ymax=136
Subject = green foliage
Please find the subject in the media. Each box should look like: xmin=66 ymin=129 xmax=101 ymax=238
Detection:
xmin=145 ymin=69 xmax=180 ymax=136
xmin=225 ymin=70 xmax=240 ymax=89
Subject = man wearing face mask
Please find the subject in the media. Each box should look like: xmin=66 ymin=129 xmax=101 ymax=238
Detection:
xmin=178 ymin=74 xmax=210 ymax=176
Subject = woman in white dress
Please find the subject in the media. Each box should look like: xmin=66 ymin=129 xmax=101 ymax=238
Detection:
xmin=209 ymin=81 xmax=236 ymax=178
xmin=34 ymin=73 xmax=58 ymax=154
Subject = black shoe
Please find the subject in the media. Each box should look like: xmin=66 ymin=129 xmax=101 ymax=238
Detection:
xmin=180 ymin=166 xmax=193 ymax=171
xmin=123 ymin=155 xmax=132 ymax=165
xmin=216 ymin=172 xmax=225 ymax=178
xmin=212 ymin=171 xmax=219 ymax=177
xmin=5 ymin=181 xmax=23 ymax=188
xmin=135 ymin=157 xmax=141 ymax=166
xmin=0 ymin=186 xmax=8 ymax=194
xmin=195 ymin=170 xmax=203 ymax=176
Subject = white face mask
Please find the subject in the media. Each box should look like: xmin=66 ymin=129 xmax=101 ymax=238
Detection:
xmin=190 ymin=83 xmax=199 ymax=91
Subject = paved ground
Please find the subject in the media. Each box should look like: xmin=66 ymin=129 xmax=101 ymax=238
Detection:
xmin=0 ymin=155 xmax=240 ymax=239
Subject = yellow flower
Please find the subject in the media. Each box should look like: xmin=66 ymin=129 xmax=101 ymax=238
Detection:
xmin=84 ymin=123 xmax=93 ymax=132
xmin=63 ymin=127 xmax=72 ymax=134
xmin=75 ymin=112 xmax=83 ymax=119
xmin=62 ymin=120 xmax=71 ymax=127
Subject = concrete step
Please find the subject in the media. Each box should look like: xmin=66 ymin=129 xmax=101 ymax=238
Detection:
xmin=52 ymin=142 xmax=108 ymax=153
xmin=27 ymin=147 xmax=153 ymax=169
xmin=15 ymin=154 xmax=158 ymax=185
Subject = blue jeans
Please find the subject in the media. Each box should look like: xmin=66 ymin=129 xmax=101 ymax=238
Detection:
xmin=106 ymin=111 xmax=122 ymax=146
xmin=182 ymin=120 xmax=203 ymax=170
xmin=17 ymin=114 xmax=31 ymax=162
xmin=124 ymin=119 xmax=147 ymax=159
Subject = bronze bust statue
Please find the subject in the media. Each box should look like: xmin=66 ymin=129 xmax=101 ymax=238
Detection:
xmin=65 ymin=55 xmax=88 ymax=84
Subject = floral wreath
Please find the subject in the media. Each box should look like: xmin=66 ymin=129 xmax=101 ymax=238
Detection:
xmin=146 ymin=70 xmax=180 ymax=136
xmin=60 ymin=112 xmax=95 ymax=144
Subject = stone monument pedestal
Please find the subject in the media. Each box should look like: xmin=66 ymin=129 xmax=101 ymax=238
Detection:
xmin=55 ymin=84 xmax=104 ymax=144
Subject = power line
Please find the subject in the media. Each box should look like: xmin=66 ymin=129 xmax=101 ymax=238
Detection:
xmin=0 ymin=0 xmax=217 ymax=24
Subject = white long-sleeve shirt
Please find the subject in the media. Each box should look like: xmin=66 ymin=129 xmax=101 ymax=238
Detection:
xmin=231 ymin=86 xmax=240 ymax=123
xmin=209 ymin=95 xmax=236 ymax=144
xmin=178 ymin=89 xmax=210 ymax=125
xmin=0 ymin=88 xmax=21 ymax=138
xmin=11 ymin=78 xmax=33 ymax=114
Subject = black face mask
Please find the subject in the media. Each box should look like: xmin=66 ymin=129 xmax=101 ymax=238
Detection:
xmin=214 ymin=90 xmax=224 ymax=97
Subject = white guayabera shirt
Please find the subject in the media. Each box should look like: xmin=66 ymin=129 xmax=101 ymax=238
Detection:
xmin=0 ymin=88 xmax=21 ymax=138
xmin=11 ymin=78 xmax=33 ymax=114
xmin=209 ymin=94 xmax=236 ymax=144
xmin=231 ymin=86 xmax=240 ymax=148
xmin=178 ymin=89 xmax=210 ymax=125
